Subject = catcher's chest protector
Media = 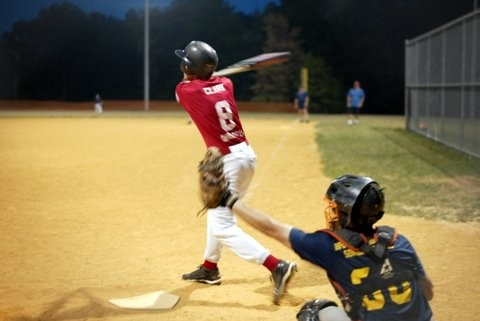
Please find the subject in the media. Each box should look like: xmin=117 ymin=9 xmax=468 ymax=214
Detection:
xmin=319 ymin=226 xmax=414 ymax=320
xmin=320 ymin=226 xmax=396 ymax=261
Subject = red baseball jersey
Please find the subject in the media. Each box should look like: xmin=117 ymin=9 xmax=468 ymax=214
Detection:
xmin=175 ymin=76 xmax=249 ymax=155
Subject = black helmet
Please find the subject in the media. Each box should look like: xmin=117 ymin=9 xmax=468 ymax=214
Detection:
xmin=175 ymin=40 xmax=218 ymax=78
xmin=325 ymin=174 xmax=385 ymax=229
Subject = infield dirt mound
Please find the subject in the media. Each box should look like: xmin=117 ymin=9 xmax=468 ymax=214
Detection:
xmin=0 ymin=114 xmax=478 ymax=321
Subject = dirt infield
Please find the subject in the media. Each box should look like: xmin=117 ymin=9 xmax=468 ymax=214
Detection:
xmin=0 ymin=114 xmax=479 ymax=321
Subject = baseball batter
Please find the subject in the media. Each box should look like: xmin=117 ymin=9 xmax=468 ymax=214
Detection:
xmin=174 ymin=40 xmax=296 ymax=304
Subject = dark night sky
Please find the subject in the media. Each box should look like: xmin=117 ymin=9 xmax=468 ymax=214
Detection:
xmin=0 ymin=0 xmax=280 ymax=34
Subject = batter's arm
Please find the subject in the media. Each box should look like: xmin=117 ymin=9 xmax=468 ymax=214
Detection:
xmin=232 ymin=200 xmax=294 ymax=249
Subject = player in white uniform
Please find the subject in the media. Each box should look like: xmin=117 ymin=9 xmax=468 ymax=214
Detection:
xmin=174 ymin=40 xmax=296 ymax=304
xmin=94 ymin=93 xmax=103 ymax=114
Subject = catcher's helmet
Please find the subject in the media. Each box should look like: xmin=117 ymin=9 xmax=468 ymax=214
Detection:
xmin=175 ymin=41 xmax=218 ymax=78
xmin=325 ymin=174 xmax=385 ymax=229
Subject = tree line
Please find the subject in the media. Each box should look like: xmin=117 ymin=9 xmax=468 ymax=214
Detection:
xmin=0 ymin=0 xmax=474 ymax=114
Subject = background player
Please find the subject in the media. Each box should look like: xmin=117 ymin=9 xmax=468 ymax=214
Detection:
xmin=94 ymin=93 xmax=103 ymax=114
xmin=346 ymin=81 xmax=365 ymax=125
xmin=226 ymin=174 xmax=435 ymax=320
xmin=174 ymin=40 xmax=296 ymax=304
xmin=294 ymin=86 xmax=310 ymax=123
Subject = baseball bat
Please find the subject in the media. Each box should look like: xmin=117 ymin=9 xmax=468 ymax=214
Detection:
xmin=213 ymin=51 xmax=291 ymax=77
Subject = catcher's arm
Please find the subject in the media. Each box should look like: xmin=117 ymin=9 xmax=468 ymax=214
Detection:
xmin=197 ymin=147 xmax=293 ymax=249
xmin=232 ymin=200 xmax=294 ymax=249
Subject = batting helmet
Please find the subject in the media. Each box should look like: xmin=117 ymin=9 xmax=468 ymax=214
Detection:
xmin=175 ymin=41 xmax=218 ymax=79
xmin=325 ymin=174 xmax=385 ymax=229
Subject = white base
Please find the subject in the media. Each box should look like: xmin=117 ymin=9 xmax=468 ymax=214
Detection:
xmin=109 ymin=290 xmax=180 ymax=310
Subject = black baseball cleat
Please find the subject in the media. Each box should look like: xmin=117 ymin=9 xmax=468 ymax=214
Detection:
xmin=182 ymin=265 xmax=222 ymax=285
xmin=271 ymin=260 xmax=297 ymax=304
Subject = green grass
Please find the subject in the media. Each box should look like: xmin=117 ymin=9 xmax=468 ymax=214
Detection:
xmin=314 ymin=115 xmax=480 ymax=222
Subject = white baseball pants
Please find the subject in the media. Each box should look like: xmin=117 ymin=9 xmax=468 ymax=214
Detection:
xmin=203 ymin=142 xmax=271 ymax=265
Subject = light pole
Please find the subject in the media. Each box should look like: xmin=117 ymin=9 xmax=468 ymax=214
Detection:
xmin=144 ymin=0 xmax=150 ymax=111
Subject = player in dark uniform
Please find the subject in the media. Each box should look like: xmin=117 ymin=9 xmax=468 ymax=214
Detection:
xmin=228 ymin=174 xmax=435 ymax=321
xmin=294 ymin=86 xmax=310 ymax=123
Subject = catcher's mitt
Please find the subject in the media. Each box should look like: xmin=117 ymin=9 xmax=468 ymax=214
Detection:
xmin=197 ymin=147 xmax=238 ymax=215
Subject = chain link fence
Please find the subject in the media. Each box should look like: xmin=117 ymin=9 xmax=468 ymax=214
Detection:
xmin=405 ymin=9 xmax=480 ymax=159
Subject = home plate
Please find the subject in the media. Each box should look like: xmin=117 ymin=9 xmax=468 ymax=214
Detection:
xmin=108 ymin=291 xmax=180 ymax=310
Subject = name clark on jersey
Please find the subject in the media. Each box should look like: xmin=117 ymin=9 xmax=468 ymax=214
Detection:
xmin=203 ymin=84 xmax=226 ymax=95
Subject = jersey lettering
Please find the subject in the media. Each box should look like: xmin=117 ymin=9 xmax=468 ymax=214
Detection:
xmin=351 ymin=267 xmax=370 ymax=285
xmin=215 ymin=100 xmax=236 ymax=132
xmin=389 ymin=281 xmax=412 ymax=305
xmin=350 ymin=268 xmax=413 ymax=311
xmin=203 ymin=84 xmax=226 ymax=95
xmin=220 ymin=130 xmax=245 ymax=142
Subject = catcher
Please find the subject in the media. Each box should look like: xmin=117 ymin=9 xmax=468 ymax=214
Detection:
xmin=202 ymin=171 xmax=435 ymax=321
xmin=175 ymin=41 xmax=296 ymax=304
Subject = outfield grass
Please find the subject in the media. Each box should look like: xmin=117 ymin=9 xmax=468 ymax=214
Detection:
xmin=314 ymin=115 xmax=480 ymax=222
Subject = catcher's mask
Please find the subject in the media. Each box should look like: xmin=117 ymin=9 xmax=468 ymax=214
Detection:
xmin=175 ymin=40 xmax=218 ymax=79
xmin=324 ymin=174 xmax=385 ymax=230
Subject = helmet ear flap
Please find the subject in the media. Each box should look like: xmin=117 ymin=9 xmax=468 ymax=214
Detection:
xmin=351 ymin=183 xmax=385 ymax=227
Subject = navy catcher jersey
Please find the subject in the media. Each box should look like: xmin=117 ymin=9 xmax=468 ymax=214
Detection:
xmin=289 ymin=228 xmax=433 ymax=321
